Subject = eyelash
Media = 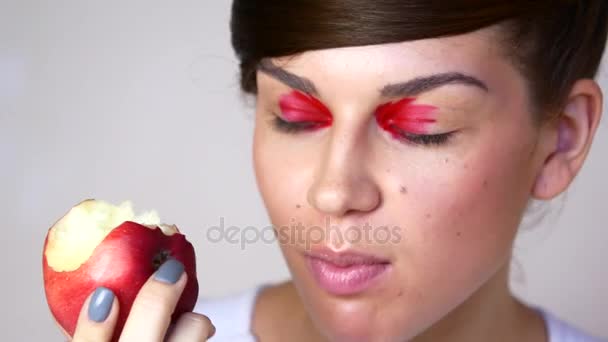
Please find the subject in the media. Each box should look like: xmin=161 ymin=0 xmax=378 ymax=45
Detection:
xmin=270 ymin=115 xmax=326 ymax=133
xmin=270 ymin=115 xmax=454 ymax=147
xmin=393 ymin=129 xmax=454 ymax=146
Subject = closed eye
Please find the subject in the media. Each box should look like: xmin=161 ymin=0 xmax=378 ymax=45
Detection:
xmin=270 ymin=115 xmax=329 ymax=133
xmin=270 ymin=113 xmax=455 ymax=147
xmin=392 ymin=128 xmax=455 ymax=146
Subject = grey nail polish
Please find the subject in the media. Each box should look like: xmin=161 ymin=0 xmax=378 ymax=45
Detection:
xmin=154 ymin=259 xmax=184 ymax=284
xmin=88 ymin=287 xmax=114 ymax=322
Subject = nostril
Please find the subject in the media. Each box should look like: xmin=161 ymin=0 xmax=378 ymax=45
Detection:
xmin=359 ymin=190 xmax=381 ymax=212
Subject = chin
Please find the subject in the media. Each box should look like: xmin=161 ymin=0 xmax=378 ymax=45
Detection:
xmin=293 ymin=275 xmax=450 ymax=342
xmin=293 ymin=284 xmax=397 ymax=341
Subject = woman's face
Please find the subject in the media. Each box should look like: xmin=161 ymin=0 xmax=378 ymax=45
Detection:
xmin=253 ymin=26 xmax=546 ymax=341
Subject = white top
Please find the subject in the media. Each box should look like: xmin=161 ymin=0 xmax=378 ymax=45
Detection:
xmin=194 ymin=285 xmax=606 ymax=342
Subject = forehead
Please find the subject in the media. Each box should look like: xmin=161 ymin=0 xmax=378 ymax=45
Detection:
xmin=267 ymin=25 xmax=513 ymax=96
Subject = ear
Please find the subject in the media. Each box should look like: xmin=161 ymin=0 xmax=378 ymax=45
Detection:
xmin=532 ymin=79 xmax=603 ymax=200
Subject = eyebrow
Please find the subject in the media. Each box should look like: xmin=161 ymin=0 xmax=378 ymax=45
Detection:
xmin=258 ymin=59 xmax=489 ymax=98
xmin=380 ymin=72 xmax=489 ymax=97
xmin=258 ymin=59 xmax=319 ymax=95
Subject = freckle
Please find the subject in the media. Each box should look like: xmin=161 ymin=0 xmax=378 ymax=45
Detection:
xmin=400 ymin=186 xmax=408 ymax=194
xmin=425 ymin=213 xmax=432 ymax=219
xmin=397 ymin=290 xmax=403 ymax=297
xmin=457 ymin=232 xmax=462 ymax=237
xmin=444 ymin=158 xmax=449 ymax=163
xmin=296 ymin=204 xmax=301 ymax=209
xmin=464 ymin=163 xmax=469 ymax=170
xmin=386 ymin=168 xmax=391 ymax=173
xmin=483 ymin=180 xmax=489 ymax=188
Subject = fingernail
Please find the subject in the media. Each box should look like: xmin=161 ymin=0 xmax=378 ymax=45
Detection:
xmin=88 ymin=287 xmax=114 ymax=322
xmin=154 ymin=259 xmax=184 ymax=284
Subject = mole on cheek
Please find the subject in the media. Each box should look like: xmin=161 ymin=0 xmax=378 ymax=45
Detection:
xmin=483 ymin=180 xmax=489 ymax=189
xmin=457 ymin=231 xmax=462 ymax=237
xmin=400 ymin=186 xmax=408 ymax=194
xmin=296 ymin=204 xmax=301 ymax=209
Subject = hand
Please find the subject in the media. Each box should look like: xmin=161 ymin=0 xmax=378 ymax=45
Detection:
xmin=69 ymin=259 xmax=215 ymax=341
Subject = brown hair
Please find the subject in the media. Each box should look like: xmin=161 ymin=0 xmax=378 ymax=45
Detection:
xmin=230 ymin=1 xmax=608 ymax=119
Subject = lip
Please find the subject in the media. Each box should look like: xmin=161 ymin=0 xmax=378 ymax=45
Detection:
xmin=304 ymin=248 xmax=391 ymax=296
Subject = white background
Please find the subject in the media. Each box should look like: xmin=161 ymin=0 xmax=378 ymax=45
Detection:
xmin=1 ymin=1 xmax=606 ymax=340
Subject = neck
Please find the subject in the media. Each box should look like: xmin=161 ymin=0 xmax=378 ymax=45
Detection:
xmin=411 ymin=263 xmax=547 ymax=342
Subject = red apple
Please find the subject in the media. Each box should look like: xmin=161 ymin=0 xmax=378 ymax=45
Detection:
xmin=42 ymin=199 xmax=198 ymax=341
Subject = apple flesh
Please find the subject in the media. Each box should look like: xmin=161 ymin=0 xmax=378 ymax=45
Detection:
xmin=42 ymin=199 xmax=198 ymax=341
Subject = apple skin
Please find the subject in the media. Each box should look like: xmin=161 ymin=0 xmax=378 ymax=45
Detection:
xmin=42 ymin=221 xmax=198 ymax=341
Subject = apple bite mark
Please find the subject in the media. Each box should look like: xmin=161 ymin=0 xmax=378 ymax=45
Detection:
xmin=43 ymin=199 xmax=199 ymax=340
xmin=44 ymin=199 xmax=176 ymax=272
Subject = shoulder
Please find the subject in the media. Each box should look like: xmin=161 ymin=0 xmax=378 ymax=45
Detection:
xmin=193 ymin=284 xmax=267 ymax=342
xmin=538 ymin=308 xmax=607 ymax=342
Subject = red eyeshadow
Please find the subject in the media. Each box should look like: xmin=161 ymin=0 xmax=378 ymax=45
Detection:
xmin=279 ymin=91 xmax=333 ymax=128
xmin=375 ymin=98 xmax=437 ymax=135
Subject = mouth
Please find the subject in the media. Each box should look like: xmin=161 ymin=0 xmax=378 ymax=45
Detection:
xmin=303 ymin=248 xmax=392 ymax=296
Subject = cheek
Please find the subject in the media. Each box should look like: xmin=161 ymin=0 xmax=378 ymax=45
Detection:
xmin=389 ymin=120 xmax=538 ymax=299
xmin=252 ymin=118 xmax=313 ymax=226
xmin=428 ymin=127 xmax=536 ymax=246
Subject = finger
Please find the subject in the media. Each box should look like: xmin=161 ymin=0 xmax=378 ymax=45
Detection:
xmin=119 ymin=259 xmax=187 ymax=341
xmin=165 ymin=312 xmax=216 ymax=342
xmin=163 ymin=323 xmax=176 ymax=341
xmin=72 ymin=287 xmax=119 ymax=342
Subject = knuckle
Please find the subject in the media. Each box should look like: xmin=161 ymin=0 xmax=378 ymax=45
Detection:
xmin=181 ymin=312 xmax=212 ymax=325
xmin=134 ymin=286 xmax=175 ymax=313
xmin=178 ymin=312 xmax=215 ymax=338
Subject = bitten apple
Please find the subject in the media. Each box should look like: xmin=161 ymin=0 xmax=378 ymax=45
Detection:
xmin=42 ymin=199 xmax=198 ymax=341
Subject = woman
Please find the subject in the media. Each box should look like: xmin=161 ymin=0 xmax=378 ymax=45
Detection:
xmin=71 ymin=1 xmax=608 ymax=341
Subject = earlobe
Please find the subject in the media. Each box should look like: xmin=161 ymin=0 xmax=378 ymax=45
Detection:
xmin=531 ymin=79 xmax=603 ymax=200
xmin=532 ymin=152 xmax=574 ymax=200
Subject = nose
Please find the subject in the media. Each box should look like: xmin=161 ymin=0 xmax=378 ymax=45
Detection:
xmin=307 ymin=126 xmax=381 ymax=217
